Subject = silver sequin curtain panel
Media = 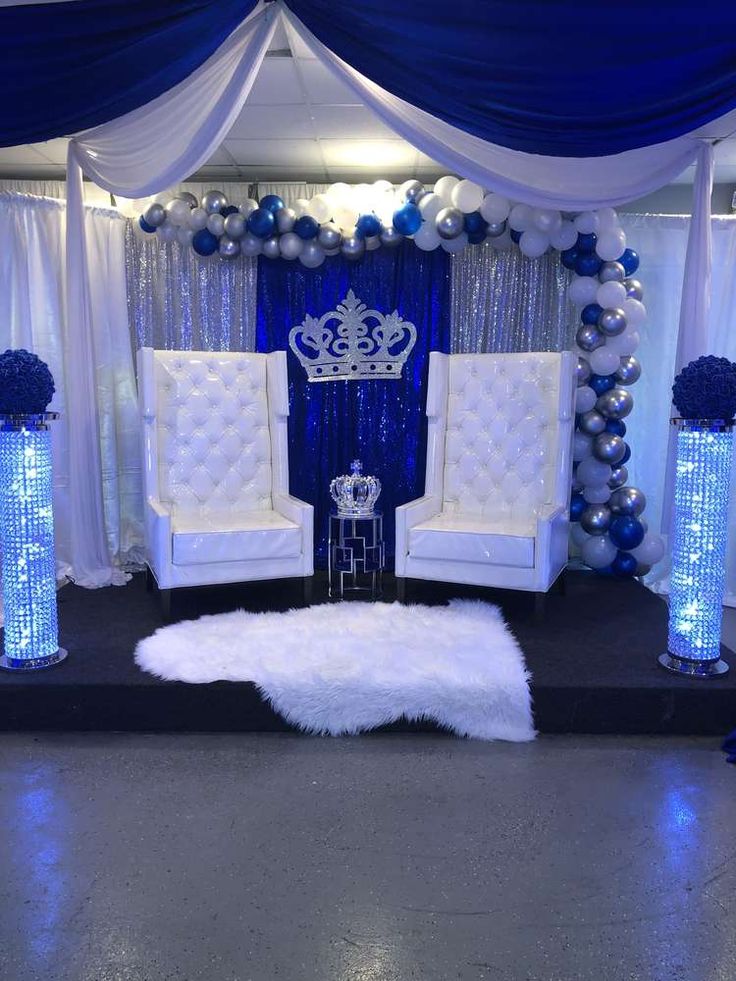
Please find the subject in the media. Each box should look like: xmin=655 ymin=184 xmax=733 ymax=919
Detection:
xmin=450 ymin=246 xmax=575 ymax=353
xmin=124 ymin=220 xmax=257 ymax=351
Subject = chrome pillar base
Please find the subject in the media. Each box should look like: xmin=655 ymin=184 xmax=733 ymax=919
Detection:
xmin=0 ymin=647 xmax=68 ymax=671
xmin=658 ymin=651 xmax=729 ymax=678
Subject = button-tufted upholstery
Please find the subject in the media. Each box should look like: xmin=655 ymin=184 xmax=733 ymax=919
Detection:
xmin=396 ymin=351 xmax=574 ymax=592
xmin=138 ymin=348 xmax=313 ymax=590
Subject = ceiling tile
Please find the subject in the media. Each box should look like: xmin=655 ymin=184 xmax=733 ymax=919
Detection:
xmin=310 ymin=107 xmax=398 ymax=140
xmin=30 ymin=138 xmax=69 ymax=164
xmin=204 ymin=146 xmax=236 ymax=166
xmin=0 ymin=145 xmax=53 ymax=165
xmin=227 ymin=104 xmax=316 ymax=140
xmin=298 ymin=61 xmax=361 ymax=105
xmin=246 ymin=59 xmax=304 ymax=105
xmin=320 ymin=140 xmax=417 ymax=169
xmin=224 ymin=139 xmax=324 ymax=167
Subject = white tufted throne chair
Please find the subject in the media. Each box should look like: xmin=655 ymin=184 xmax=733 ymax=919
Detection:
xmin=138 ymin=349 xmax=313 ymax=609
xmin=396 ymin=351 xmax=575 ymax=598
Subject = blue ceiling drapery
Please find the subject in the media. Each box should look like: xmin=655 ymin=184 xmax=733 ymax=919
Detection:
xmin=0 ymin=0 xmax=257 ymax=147
xmin=1 ymin=0 xmax=735 ymax=156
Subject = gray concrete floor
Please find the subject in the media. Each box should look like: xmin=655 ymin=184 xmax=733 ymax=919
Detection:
xmin=0 ymin=733 xmax=734 ymax=981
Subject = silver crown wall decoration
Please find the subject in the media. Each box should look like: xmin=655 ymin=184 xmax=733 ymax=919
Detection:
xmin=330 ymin=460 xmax=381 ymax=516
xmin=288 ymin=289 xmax=417 ymax=382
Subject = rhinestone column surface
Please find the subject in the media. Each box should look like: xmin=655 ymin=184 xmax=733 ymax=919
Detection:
xmin=0 ymin=415 xmax=67 ymax=670
xmin=659 ymin=420 xmax=733 ymax=677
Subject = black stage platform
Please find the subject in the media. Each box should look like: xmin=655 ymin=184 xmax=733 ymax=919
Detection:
xmin=0 ymin=571 xmax=734 ymax=735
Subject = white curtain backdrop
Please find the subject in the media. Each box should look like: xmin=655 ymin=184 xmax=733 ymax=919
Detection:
xmin=0 ymin=192 xmax=142 ymax=586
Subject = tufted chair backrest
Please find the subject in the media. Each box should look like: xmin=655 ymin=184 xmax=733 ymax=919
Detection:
xmin=441 ymin=352 xmax=574 ymax=525
xmin=143 ymin=351 xmax=274 ymax=515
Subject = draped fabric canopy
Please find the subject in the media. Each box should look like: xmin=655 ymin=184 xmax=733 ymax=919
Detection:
xmin=1 ymin=0 xmax=733 ymax=583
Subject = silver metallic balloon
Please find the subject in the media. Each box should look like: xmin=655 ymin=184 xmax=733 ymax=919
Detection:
xmin=223 ymin=212 xmax=246 ymax=240
xmin=176 ymin=191 xmax=198 ymax=209
xmin=615 ymin=355 xmax=641 ymax=386
xmin=206 ymin=213 xmax=225 ymax=237
xmin=201 ymin=190 xmax=228 ymax=215
xmin=596 ymin=387 xmax=634 ymax=420
xmin=597 ymin=308 xmax=627 ymax=336
xmin=240 ymin=233 xmax=263 ymax=257
xmin=624 ymin=278 xmax=644 ymax=301
xmin=262 ymin=236 xmax=281 ymax=259
xmin=580 ymin=504 xmax=612 ymax=536
xmin=485 ymin=220 xmax=506 ymax=238
xmin=276 ymin=207 xmax=296 ymax=234
xmin=365 ymin=234 xmax=382 ymax=251
xmin=592 ymin=432 xmax=626 ymax=464
xmin=318 ymin=222 xmax=342 ymax=250
xmin=598 ymin=261 xmax=625 ymax=283
xmin=576 ymin=323 xmax=605 ymax=352
xmin=436 ymin=207 xmax=465 ymax=240
xmin=144 ymin=203 xmax=166 ymax=227
xmin=341 ymin=235 xmax=365 ymax=261
xmin=379 ymin=226 xmax=403 ymax=248
xmin=609 ymin=486 xmax=646 ymax=516
xmin=579 ymin=410 xmax=607 ymax=436
xmin=403 ymin=180 xmax=425 ymax=202
xmin=218 ymin=236 xmax=241 ymax=259
xmin=576 ymin=356 xmax=591 ymax=387
xmin=608 ymin=464 xmax=628 ymax=489
xmin=299 ymin=240 xmax=325 ymax=269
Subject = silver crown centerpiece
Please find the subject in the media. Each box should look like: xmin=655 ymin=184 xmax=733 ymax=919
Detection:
xmin=289 ymin=289 xmax=417 ymax=382
xmin=330 ymin=460 xmax=381 ymax=516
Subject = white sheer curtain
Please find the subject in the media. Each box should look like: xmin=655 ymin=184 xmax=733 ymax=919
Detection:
xmin=0 ymin=193 xmax=142 ymax=586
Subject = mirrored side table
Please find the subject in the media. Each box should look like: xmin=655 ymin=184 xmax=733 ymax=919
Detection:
xmin=328 ymin=511 xmax=384 ymax=599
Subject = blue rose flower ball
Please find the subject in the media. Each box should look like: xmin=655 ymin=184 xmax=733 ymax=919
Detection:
xmin=0 ymin=349 xmax=55 ymax=414
xmin=672 ymin=355 xmax=736 ymax=421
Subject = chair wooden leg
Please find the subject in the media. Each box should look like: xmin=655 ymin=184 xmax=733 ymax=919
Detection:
xmin=145 ymin=566 xmax=155 ymax=593
xmin=302 ymin=576 xmax=313 ymax=607
xmin=555 ymin=571 xmax=567 ymax=597
xmin=160 ymin=589 xmax=173 ymax=623
xmin=533 ymin=591 xmax=546 ymax=624
xmin=396 ymin=577 xmax=407 ymax=604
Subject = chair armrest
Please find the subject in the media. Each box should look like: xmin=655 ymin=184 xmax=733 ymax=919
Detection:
xmin=395 ymin=495 xmax=442 ymax=576
xmin=536 ymin=503 xmax=567 ymax=525
xmin=144 ymin=496 xmax=171 ymax=571
xmin=273 ymin=493 xmax=314 ymax=566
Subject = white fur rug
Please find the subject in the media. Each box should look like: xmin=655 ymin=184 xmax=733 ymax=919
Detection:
xmin=135 ymin=600 xmax=534 ymax=741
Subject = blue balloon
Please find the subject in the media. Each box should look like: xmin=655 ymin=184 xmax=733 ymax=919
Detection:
xmin=560 ymin=247 xmax=578 ymax=269
xmin=618 ymin=248 xmax=640 ymax=275
xmin=575 ymin=253 xmax=602 ymax=277
xmin=464 ymin=212 xmax=487 ymax=235
xmin=293 ymin=215 xmax=320 ymax=240
xmin=576 ymin=232 xmax=597 ymax=254
xmin=595 ymin=564 xmax=616 ymax=578
xmin=510 ymin=228 xmax=522 ymax=244
xmin=620 ymin=443 xmax=631 ymax=465
xmin=570 ymin=492 xmax=586 ymax=521
xmin=191 ymin=229 xmax=219 ymax=256
xmin=609 ymin=515 xmax=645 ymax=550
xmin=247 ymin=207 xmax=276 ymax=239
xmin=467 ymin=229 xmax=487 ymax=244
xmin=581 ymin=303 xmax=603 ymax=325
xmin=590 ymin=374 xmax=616 ymax=396
xmin=392 ymin=203 xmax=421 ymax=236
xmin=355 ymin=213 xmax=382 ymax=239
xmin=259 ymin=194 xmax=285 ymax=214
xmin=612 ymin=550 xmax=637 ymax=578
xmin=605 ymin=419 xmax=626 ymax=436
xmin=221 ymin=205 xmax=239 ymax=217
xmin=139 ymin=215 xmax=156 ymax=234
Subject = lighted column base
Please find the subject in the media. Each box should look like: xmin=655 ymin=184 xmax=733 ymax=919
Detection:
xmin=0 ymin=646 xmax=68 ymax=672
xmin=658 ymin=651 xmax=729 ymax=678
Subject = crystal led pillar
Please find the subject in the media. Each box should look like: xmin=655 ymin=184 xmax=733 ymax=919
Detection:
xmin=659 ymin=419 xmax=733 ymax=677
xmin=0 ymin=413 xmax=67 ymax=670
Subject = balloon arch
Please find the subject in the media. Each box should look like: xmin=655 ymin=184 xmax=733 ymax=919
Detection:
xmin=137 ymin=178 xmax=665 ymax=579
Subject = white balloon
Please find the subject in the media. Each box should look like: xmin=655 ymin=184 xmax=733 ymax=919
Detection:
xmin=519 ymin=229 xmax=549 ymax=258
xmin=334 ymin=205 xmax=359 ymax=232
xmin=596 ymin=281 xmax=627 ymax=309
xmin=569 ymin=276 xmax=600 ymax=306
xmin=631 ymin=533 xmax=665 ymax=565
xmin=414 ymin=223 xmax=442 ymax=251
xmin=433 ymin=175 xmax=459 ymax=204
xmin=440 ymin=231 xmax=469 ymax=253
xmin=532 ymin=208 xmax=561 ymax=233
xmin=188 ymin=207 xmax=208 ymax=231
xmin=573 ymin=431 xmax=593 ymax=461
xmin=176 ymin=226 xmax=193 ymax=246
xmin=574 ymin=211 xmax=600 ymax=234
xmin=550 ymin=220 xmax=578 ymax=251
xmin=508 ymin=203 xmax=534 ymax=232
xmin=570 ymin=523 xmax=591 ymax=547
xmin=623 ymin=298 xmax=647 ymax=326
xmin=157 ymin=222 xmax=176 ymax=243
xmin=607 ymin=328 xmax=640 ymax=355
xmin=279 ymin=232 xmax=303 ymax=259
xmin=480 ymin=192 xmax=511 ymax=223
xmin=596 ymin=207 xmax=620 ymax=229
xmin=589 ymin=346 xmax=621 ymax=376
xmin=373 ymin=179 xmax=393 ymax=194
xmin=596 ymin=228 xmax=627 ymax=261
xmin=575 ymin=386 xmax=597 ymax=413
xmin=326 ymin=182 xmax=352 ymax=206
xmin=207 ymin=213 xmax=225 ymax=236
xmin=583 ymin=485 xmax=611 ymax=504
xmin=582 ymin=534 xmax=617 ymax=569
xmin=166 ymin=199 xmax=192 ymax=227
xmin=419 ymin=192 xmax=444 ymax=222
xmin=238 ymin=198 xmax=258 ymax=218
xmin=451 ymin=179 xmax=484 ymax=214
xmin=308 ymin=194 xmax=332 ymax=223
xmin=488 ymin=229 xmax=512 ymax=250
xmin=577 ymin=458 xmax=613 ymax=487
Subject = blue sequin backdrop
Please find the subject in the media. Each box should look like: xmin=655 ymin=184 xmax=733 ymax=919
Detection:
xmin=256 ymin=242 xmax=451 ymax=567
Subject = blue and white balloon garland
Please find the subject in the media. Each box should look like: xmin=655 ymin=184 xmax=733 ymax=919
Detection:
xmin=137 ymin=181 xmax=665 ymax=578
